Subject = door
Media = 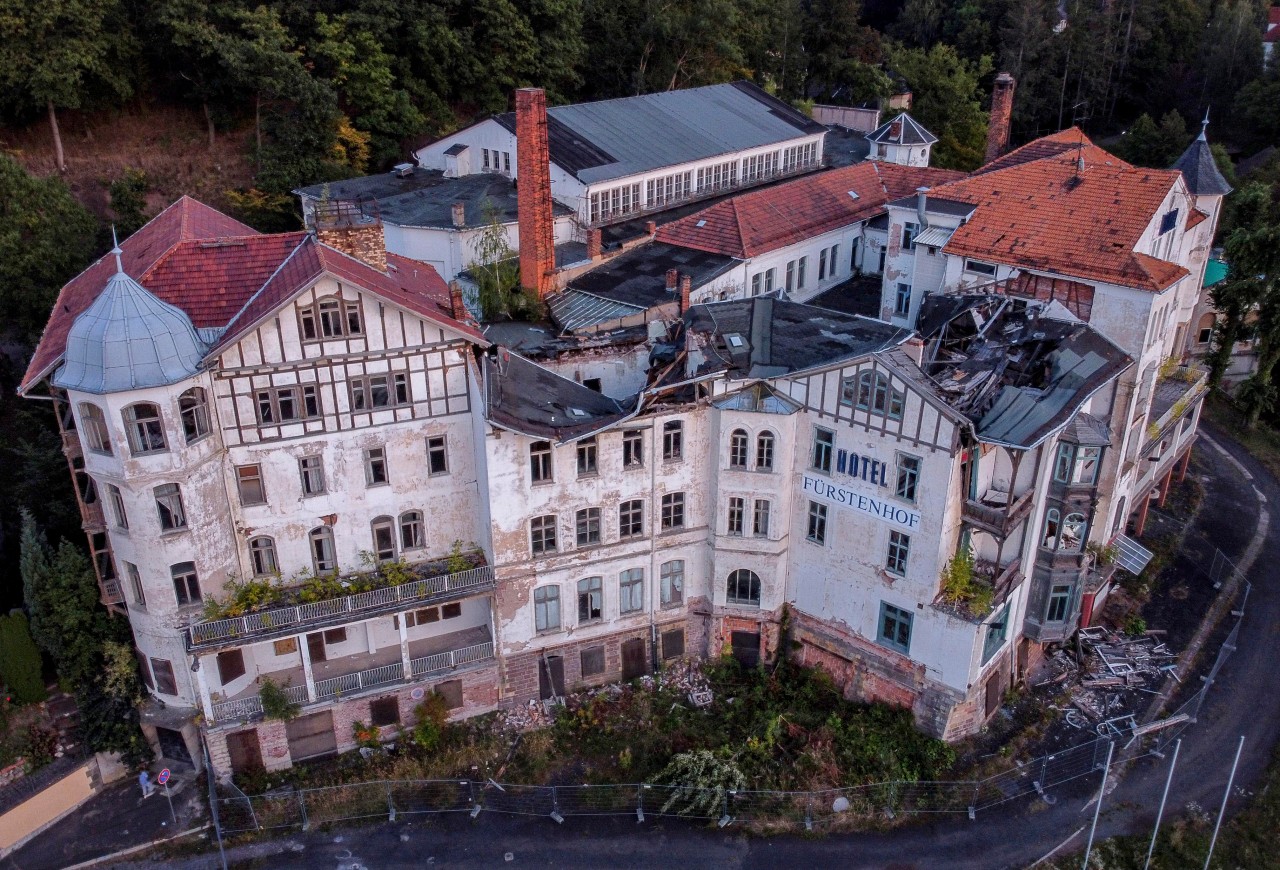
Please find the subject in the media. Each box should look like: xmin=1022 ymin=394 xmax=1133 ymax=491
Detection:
xmin=984 ymin=669 xmax=1004 ymax=718
xmin=731 ymin=631 xmax=761 ymax=668
xmin=306 ymin=632 xmax=327 ymax=663
xmin=285 ymin=711 xmax=337 ymax=761
xmin=226 ymin=729 xmax=264 ymax=773
xmin=621 ymin=638 xmax=648 ymax=681
xmin=538 ymin=655 xmax=565 ymax=700
xmin=156 ymin=726 xmax=192 ymax=764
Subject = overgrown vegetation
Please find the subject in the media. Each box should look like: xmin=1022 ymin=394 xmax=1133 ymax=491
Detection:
xmin=469 ymin=205 xmax=540 ymax=321
xmin=0 ymin=611 xmax=46 ymax=704
xmin=939 ymin=545 xmax=993 ymax=617
xmin=259 ymin=677 xmax=300 ymax=722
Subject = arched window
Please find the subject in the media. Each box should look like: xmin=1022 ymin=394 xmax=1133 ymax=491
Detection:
xmin=729 ymin=429 xmax=749 ymax=468
xmin=852 ymin=371 xmax=904 ymax=419
xmin=178 ymin=388 xmax=211 ymax=443
xmin=78 ymin=403 xmax=113 ymax=455
xmin=1061 ymin=513 xmax=1086 ymax=552
xmin=371 ymin=516 xmax=396 ymax=562
xmin=248 ymin=536 xmax=278 ymax=577
xmin=1041 ymin=509 xmax=1060 ymax=549
xmin=123 ymin=403 xmax=167 ymax=455
xmin=399 ymin=511 xmax=424 ymax=551
xmin=310 ymin=526 xmax=337 ymax=573
xmin=726 ymin=569 xmax=761 ymax=606
xmin=756 ymin=431 xmax=775 ymax=471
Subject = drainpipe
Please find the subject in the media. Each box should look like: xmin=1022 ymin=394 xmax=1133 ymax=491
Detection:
xmin=916 ymin=187 xmax=929 ymax=229
xmin=648 ymin=420 xmax=659 ymax=672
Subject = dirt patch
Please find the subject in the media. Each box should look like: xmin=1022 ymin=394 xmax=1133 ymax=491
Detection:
xmin=1 ymin=101 xmax=255 ymax=220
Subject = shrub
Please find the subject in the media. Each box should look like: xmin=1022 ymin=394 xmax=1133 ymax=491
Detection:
xmin=352 ymin=721 xmax=381 ymax=750
xmin=1124 ymin=614 xmax=1148 ymax=637
xmin=0 ymin=612 xmax=47 ymax=704
xmin=653 ymin=749 xmax=747 ymax=816
xmin=21 ymin=724 xmax=58 ymax=771
xmin=260 ymin=677 xmax=300 ymax=722
xmin=939 ymin=547 xmax=993 ymax=616
xmin=410 ymin=692 xmax=451 ymax=751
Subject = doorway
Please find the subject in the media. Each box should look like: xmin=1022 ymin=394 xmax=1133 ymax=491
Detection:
xmin=538 ymin=655 xmax=565 ymax=700
xmin=621 ymin=638 xmax=648 ymax=681
xmin=226 ymin=729 xmax=263 ymax=773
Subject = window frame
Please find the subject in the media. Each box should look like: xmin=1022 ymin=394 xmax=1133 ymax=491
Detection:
xmin=426 ymin=435 xmax=449 ymax=475
xmin=1046 ymin=583 xmax=1072 ymax=623
xmin=662 ymin=421 xmax=683 ymax=461
xmin=530 ymin=440 xmax=553 ymax=484
xmin=236 ymin=464 xmax=266 ymax=506
xmin=981 ymin=604 xmax=1010 ymax=664
xmin=811 ymin=427 xmax=834 ymax=473
xmin=660 ymin=492 xmax=686 ymax=530
xmin=178 ymin=388 xmax=211 ymax=444
xmin=106 ymin=484 xmax=129 ymax=530
xmin=575 ymin=507 xmax=601 ymax=547
xmin=618 ymin=568 xmax=644 ymax=614
xmin=964 ymin=259 xmax=997 ymax=276
xmin=622 ymin=429 xmax=644 ymax=468
xmin=727 ymin=496 xmax=745 ymax=536
xmin=171 ymin=561 xmax=201 ymax=607
xmin=371 ymin=516 xmax=397 ymax=562
xmin=399 ymin=511 xmax=424 ymax=551
xmin=806 ymin=500 xmax=827 ymax=545
xmin=299 ymin=456 xmax=326 ymax=496
xmin=248 ymin=536 xmax=277 ymax=577
xmin=660 ymin=560 xmax=684 ymax=607
xmin=619 ymin=499 xmax=645 ymax=538
xmin=755 ymin=431 xmax=774 ymax=471
xmin=753 ymin=499 xmax=771 ymax=538
xmin=123 ymin=403 xmax=168 ymax=456
xmin=79 ymin=403 xmax=113 ymax=455
xmin=310 ymin=526 xmax=337 ymax=573
xmin=726 ymin=569 xmax=761 ymax=606
xmin=886 ymin=530 xmax=910 ymax=575
xmin=530 ymin=514 xmax=558 ymax=556
xmin=350 ymin=372 xmax=410 ymax=412
xmin=728 ymin=429 xmax=749 ymax=468
xmin=154 ymin=483 xmax=187 ymax=532
xmin=534 ymin=585 xmax=561 ymax=632
xmin=895 ymin=453 xmax=922 ymax=503
xmin=125 ymin=561 xmax=145 ymax=607
xmin=894 ymin=282 xmax=912 ymax=316
xmin=576 ymin=436 xmax=598 ymax=476
xmin=363 ymin=446 xmax=390 ymax=487
xmin=577 ymin=576 xmax=603 ymax=624
xmin=299 ymin=296 xmax=363 ymax=341
xmin=877 ymin=602 xmax=913 ymax=654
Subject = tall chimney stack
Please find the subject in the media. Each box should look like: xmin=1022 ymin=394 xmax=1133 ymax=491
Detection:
xmin=451 ymin=201 xmax=466 ymax=228
xmin=586 ymin=227 xmax=602 ymax=261
xmin=679 ymin=275 xmax=692 ymax=313
xmin=984 ymin=73 xmax=1016 ymax=165
xmin=516 ymin=88 xmax=556 ymax=299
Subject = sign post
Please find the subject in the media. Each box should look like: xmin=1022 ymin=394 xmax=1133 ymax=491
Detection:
xmin=158 ymin=768 xmax=176 ymax=825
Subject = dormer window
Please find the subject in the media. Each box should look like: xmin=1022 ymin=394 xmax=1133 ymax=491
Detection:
xmin=299 ymin=296 xmax=362 ymax=341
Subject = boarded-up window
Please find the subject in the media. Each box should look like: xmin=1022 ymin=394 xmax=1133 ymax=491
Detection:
xmin=435 ymin=679 xmax=464 ymax=709
xmin=137 ymin=650 xmax=153 ymax=690
xmin=151 ymin=658 xmax=177 ymax=695
xmin=216 ymin=649 xmax=246 ymax=684
xmin=273 ymin=638 xmax=299 ymax=656
xmin=370 ymin=696 xmax=400 ymax=727
xmin=580 ymin=646 xmax=605 ymax=677
xmin=662 ymin=629 xmax=685 ymax=660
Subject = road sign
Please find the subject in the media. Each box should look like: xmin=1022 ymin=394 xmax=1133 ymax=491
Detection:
xmin=158 ymin=768 xmax=171 ymax=785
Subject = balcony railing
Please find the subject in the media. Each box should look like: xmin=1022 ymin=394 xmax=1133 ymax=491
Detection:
xmin=207 ymin=641 xmax=495 ymax=724
xmin=186 ymin=565 xmax=495 ymax=651
xmin=961 ymin=489 xmax=1034 ymax=539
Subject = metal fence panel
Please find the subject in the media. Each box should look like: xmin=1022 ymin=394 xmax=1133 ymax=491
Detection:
xmin=390 ymin=780 xmax=473 ymax=815
xmin=304 ymin=782 xmax=394 ymax=827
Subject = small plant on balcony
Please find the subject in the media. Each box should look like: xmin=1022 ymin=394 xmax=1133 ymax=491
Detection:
xmin=446 ymin=540 xmax=472 ymax=575
xmin=297 ymin=570 xmax=344 ymax=604
xmin=377 ymin=558 xmax=417 ymax=587
xmin=260 ymin=677 xmax=300 ymax=722
xmin=410 ymin=691 xmax=451 ymax=751
xmin=939 ymin=546 xmax=994 ymax=617
xmin=1147 ymin=421 xmax=1161 ymax=441
xmin=352 ymin=720 xmax=381 ymax=750
xmin=1086 ymin=541 xmax=1118 ymax=568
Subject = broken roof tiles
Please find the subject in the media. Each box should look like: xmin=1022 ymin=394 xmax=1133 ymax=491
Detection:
xmin=484 ymin=348 xmax=630 ymax=442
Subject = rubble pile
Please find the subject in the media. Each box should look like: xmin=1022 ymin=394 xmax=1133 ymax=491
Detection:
xmin=1036 ymin=626 xmax=1179 ymax=737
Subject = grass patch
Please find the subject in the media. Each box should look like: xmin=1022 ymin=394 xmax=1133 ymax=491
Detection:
xmin=1204 ymin=392 xmax=1280 ymax=482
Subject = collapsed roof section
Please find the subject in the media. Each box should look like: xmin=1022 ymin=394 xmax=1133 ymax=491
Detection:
xmin=916 ymin=294 xmax=1131 ymax=449
xmin=483 ymin=348 xmax=633 ymax=443
xmin=682 ymin=296 xmax=912 ymax=379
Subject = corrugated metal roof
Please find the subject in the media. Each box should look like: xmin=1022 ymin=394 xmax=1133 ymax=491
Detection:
xmin=914 ymin=226 xmax=954 ymax=248
xmin=496 ymin=82 xmax=825 ymax=185
xmin=548 ymin=290 xmax=645 ymax=334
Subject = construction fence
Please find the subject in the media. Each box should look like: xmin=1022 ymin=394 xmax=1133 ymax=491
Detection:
xmin=213 ymin=566 xmax=1252 ymax=837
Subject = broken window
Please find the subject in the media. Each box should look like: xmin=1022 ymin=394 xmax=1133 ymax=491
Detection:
xmin=662 ymin=421 xmax=683 ymax=460
xmin=107 ymin=484 xmax=129 ymax=530
xmin=171 ymin=561 xmax=201 ymax=606
xmin=179 ymin=388 xmax=211 ymax=443
xmin=351 ymin=373 xmax=409 ymax=410
xmin=661 ymin=492 xmax=685 ymax=530
xmin=150 ymin=658 xmax=177 ymax=695
xmin=811 ymin=427 xmax=834 ymax=473
xmin=726 ymin=497 xmax=745 ymax=535
xmin=895 ymin=454 xmax=921 ymax=503
xmin=217 ymin=649 xmax=246 ymax=684
xmin=895 ymin=283 xmax=912 ymax=316
xmin=256 ymin=385 xmax=320 ymax=423
xmin=426 ymin=435 xmax=449 ymax=475
xmin=877 ymin=602 xmax=912 ymax=654
xmin=577 ymin=576 xmax=603 ymax=623
xmin=249 ymin=536 xmax=277 ymax=576
xmin=370 ymin=697 xmax=400 ymax=727
xmin=534 ymin=585 xmax=561 ymax=632
xmin=530 ymin=515 xmax=557 ymax=555
xmin=1060 ymin=513 xmax=1086 ymax=552
xmin=853 ymin=372 xmax=904 ymax=419
xmin=623 ymin=429 xmax=644 ymax=468
xmin=619 ymin=499 xmax=644 ymax=538
xmin=576 ymin=436 xmax=598 ymax=476
xmin=902 ymin=222 xmax=919 ymax=250
xmin=364 ymin=446 xmax=389 ymax=486
xmin=371 ymin=516 xmax=396 ymax=561
xmin=729 ymin=429 xmax=749 ymax=468
xmin=887 ymin=531 xmax=910 ymax=575
xmin=529 ymin=441 xmax=552 ymax=483
xmin=660 ymin=560 xmax=684 ymax=607
xmin=1041 ymin=509 xmax=1061 ymax=549
xmin=124 ymin=403 xmax=167 ymax=455
xmin=299 ymin=456 xmax=325 ymax=495
xmin=806 ymin=500 xmax=826 ymax=545
xmin=125 ymin=561 xmax=145 ymax=607
xmin=726 ymin=569 xmax=760 ymax=606
xmin=310 ymin=526 xmax=337 ymax=573
xmin=79 ymin=403 xmax=113 ymax=455
xmin=399 ymin=511 xmax=424 ymax=550
xmin=756 ymin=432 xmax=774 ymax=470
xmin=982 ymin=604 xmax=1009 ymax=664
xmin=154 ymin=483 xmax=187 ymax=531
xmin=236 ymin=465 xmax=266 ymax=506
xmin=576 ymin=507 xmax=601 ymax=546
xmin=618 ymin=569 xmax=644 ymax=614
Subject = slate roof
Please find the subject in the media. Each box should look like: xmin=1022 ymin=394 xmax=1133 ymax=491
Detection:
xmin=655 ymin=161 xmax=962 ymax=258
xmin=484 ymin=348 xmax=630 ymax=442
xmin=491 ymin=81 xmax=826 ymax=185
xmin=866 ymin=113 xmax=937 ymax=146
xmin=930 ymin=131 xmax=1189 ymax=292
xmin=683 ymin=296 xmax=911 ymax=378
xmin=1170 ymin=132 xmax=1233 ymax=196
xmin=295 ymin=170 xmax=572 ymax=229
xmin=22 ymin=197 xmax=256 ymax=393
xmin=566 ymin=243 xmax=737 ymax=307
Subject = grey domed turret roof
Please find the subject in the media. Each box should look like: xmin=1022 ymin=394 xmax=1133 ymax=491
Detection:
xmin=53 ymin=247 xmax=206 ymax=394
xmin=1171 ymin=115 xmax=1233 ymax=197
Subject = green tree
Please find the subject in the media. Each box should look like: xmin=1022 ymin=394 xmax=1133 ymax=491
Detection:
xmin=0 ymin=0 xmax=138 ymax=172
xmin=0 ymin=612 xmax=47 ymax=704
xmin=885 ymin=42 xmax=993 ymax=169
xmin=469 ymin=203 xmax=535 ymax=321
xmin=1111 ymin=111 xmax=1188 ymax=168
xmin=0 ymin=155 xmax=99 ymax=342
xmin=1232 ymin=73 xmax=1280 ymax=153
xmin=108 ymin=168 xmax=150 ymax=238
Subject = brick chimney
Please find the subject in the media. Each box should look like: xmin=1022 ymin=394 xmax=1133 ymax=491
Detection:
xmin=314 ymin=200 xmax=387 ymax=272
xmin=984 ymin=72 xmax=1016 ymax=165
xmin=449 ymin=280 xmax=478 ymax=327
xmin=679 ymin=275 xmax=692 ymax=313
xmin=451 ymin=201 xmax=466 ymax=228
xmin=586 ymin=227 xmax=602 ymax=260
xmin=516 ymin=88 xmax=556 ymax=299
xmin=665 ymin=269 xmax=679 ymax=292
xmin=646 ymin=220 xmax=657 ymax=238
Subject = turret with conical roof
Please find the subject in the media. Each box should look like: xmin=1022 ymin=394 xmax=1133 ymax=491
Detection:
xmin=53 ymin=244 xmax=206 ymax=394
xmin=1171 ymin=111 xmax=1233 ymax=197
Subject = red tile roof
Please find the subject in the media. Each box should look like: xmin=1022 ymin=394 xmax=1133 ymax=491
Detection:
xmin=208 ymin=236 xmax=486 ymax=357
xmin=934 ymin=133 xmax=1187 ymax=292
xmin=975 ymin=128 xmax=1127 ymax=175
xmin=654 ymin=162 xmax=964 ymax=258
xmin=22 ymin=196 xmax=257 ymax=393
xmin=1185 ymin=208 xmax=1209 ymax=230
xmin=23 ymin=198 xmax=486 ymax=394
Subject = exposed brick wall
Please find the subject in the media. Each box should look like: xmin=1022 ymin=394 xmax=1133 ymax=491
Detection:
xmin=316 ymin=224 xmax=388 ymax=272
xmin=708 ymin=609 xmax=783 ymax=662
xmin=515 ymin=88 xmax=556 ymax=298
xmin=984 ymin=73 xmax=1016 ymax=165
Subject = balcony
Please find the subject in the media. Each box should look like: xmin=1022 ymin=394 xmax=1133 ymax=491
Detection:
xmin=933 ymin=558 xmax=1024 ymax=623
xmin=208 ymin=626 xmax=495 ymax=724
xmin=99 ymin=576 xmax=125 ymax=607
xmin=961 ymin=488 xmax=1034 ymax=539
xmin=186 ymin=565 xmax=495 ymax=652
xmin=81 ymin=499 xmax=106 ymax=533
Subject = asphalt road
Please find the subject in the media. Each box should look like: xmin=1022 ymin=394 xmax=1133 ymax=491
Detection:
xmin=101 ymin=426 xmax=1280 ymax=868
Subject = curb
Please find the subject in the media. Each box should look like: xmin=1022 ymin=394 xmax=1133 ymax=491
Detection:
xmin=61 ymin=823 xmax=211 ymax=870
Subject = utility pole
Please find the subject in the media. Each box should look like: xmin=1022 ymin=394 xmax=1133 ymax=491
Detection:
xmin=1204 ymin=736 xmax=1245 ymax=870
xmin=1082 ymin=740 xmax=1115 ymax=870
xmin=1143 ymin=738 xmax=1181 ymax=870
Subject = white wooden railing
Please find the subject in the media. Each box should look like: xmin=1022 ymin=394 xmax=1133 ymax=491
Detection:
xmin=187 ymin=566 xmax=495 ymax=650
